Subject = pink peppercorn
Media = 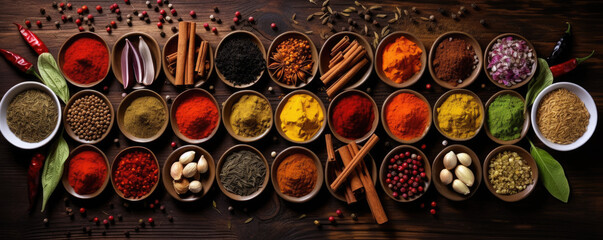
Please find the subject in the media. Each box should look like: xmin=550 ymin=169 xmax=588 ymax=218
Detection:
xmin=106 ymin=27 xmax=112 ymax=33
xmin=160 ymin=9 xmax=166 ymax=15
xmin=82 ymin=5 xmax=88 ymax=12
xmin=203 ymin=23 xmax=209 ymax=30
xmin=142 ymin=11 xmax=147 ymax=16
xmin=170 ymin=141 xmax=177 ymax=148
xmin=36 ymin=20 xmax=42 ymax=27
xmin=96 ymin=5 xmax=102 ymax=12
xmin=87 ymin=14 xmax=94 ymax=21
xmin=75 ymin=19 xmax=82 ymax=25
xmin=328 ymin=216 xmax=335 ymax=223
xmin=171 ymin=9 xmax=177 ymax=15
xmin=78 ymin=26 xmax=84 ymax=32
xmin=235 ymin=11 xmax=241 ymax=18
xmin=233 ymin=17 xmax=238 ymax=23
xmin=430 ymin=209 xmax=436 ymax=215
xmin=189 ymin=10 xmax=196 ymax=17
xmin=270 ymin=23 xmax=276 ymax=29
xmin=77 ymin=8 xmax=83 ymax=14
xmin=211 ymin=27 xmax=217 ymax=33
xmin=248 ymin=16 xmax=254 ymax=22
xmin=25 ymin=20 xmax=31 ymax=27
xmin=157 ymin=0 xmax=163 ymax=5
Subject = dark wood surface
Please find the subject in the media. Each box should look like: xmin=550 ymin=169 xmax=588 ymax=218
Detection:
xmin=1 ymin=0 xmax=602 ymax=239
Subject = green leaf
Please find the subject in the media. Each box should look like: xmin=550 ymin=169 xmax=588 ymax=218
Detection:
xmin=524 ymin=58 xmax=553 ymax=112
xmin=37 ymin=53 xmax=70 ymax=103
xmin=41 ymin=133 xmax=69 ymax=211
xmin=529 ymin=140 xmax=570 ymax=203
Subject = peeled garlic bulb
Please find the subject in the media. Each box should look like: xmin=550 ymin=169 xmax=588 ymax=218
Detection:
xmin=440 ymin=169 xmax=453 ymax=185
xmin=179 ymin=151 xmax=195 ymax=165
xmin=452 ymin=179 xmax=470 ymax=195
xmin=189 ymin=180 xmax=203 ymax=193
xmin=182 ymin=162 xmax=198 ymax=178
xmin=197 ymin=155 xmax=208 ymax=174
xmin=170 ymin=162 xmax=183 ymax=180
xmin=173 ymin=178 xmax=190 ymax=194
xmin=456 ymin=153 xmax=472 ymax=167
xmin=455 ymin=165 xmax=475 ymax=187
xmin=443 ymin=151 xmax=458 ymax=170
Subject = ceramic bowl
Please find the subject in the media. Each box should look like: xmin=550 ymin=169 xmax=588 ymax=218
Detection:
xmin=111 ymin=32 xmax=161 ymax=88
xmin=531 ymin=82 xmax=597 ymax=151
xmin=484 ymin=90 xmax=530 ymax=145
xmin=381 ymin=89 xmax=431 ymax=144
xmin=483 ymin=145 xmax=539 ymax=202
xmin=58 ymin=32 xmax=111 ymax=88
xmin=433 ymin=89 xmax=485 ymax=141
xmin=431 ymin=145 xmax=482 ymax=201
xmin=0 ymin=81 xmax=61 ymax=149
xmin=274 ymin=90 xmax=326 ymax=144
xmin=162 ymin=145 xmax=216 ymax=202
xmin=216 ymin=144 xmax=270 ymax=201
xmin=215 ymin=30 xmax=266 ymax=88
xmin=117 ymin=89 xmax=169 ymax=143
xmin=267 ymin=31 xmax=319 ymax=89
xmin=271 ymin=146 xmax=323 ymax=203
xmin=162 ymin=33 xmax=214 ymax=87
xmin=222 ymin=90 xmax=273 ymax=142
xmin=428 ymin=31 xmax=483 ymax=89
xmin=379 ymin=145 xmax=431 ymax=202
xmin=63 ymin=90 xmax=114 ymax=144
xmin=483 ymin=33 xmax=538 ymax=89
xmin=325 ymin=145 xmax=378 ymax=202
xmin=170 ymin=88 xmax=220 ymax=144
xmin=374 ymin=31 xmax=427 ymax=88
xmin=110 ymin=146 xmax=160 ymax=201
xmin=327 ymin=89 xmax=379 ymax=144
xmin=62 ymin=144 xmax=110 ymax=199
xmin=319 ymin=31 xmax=374 ymax=90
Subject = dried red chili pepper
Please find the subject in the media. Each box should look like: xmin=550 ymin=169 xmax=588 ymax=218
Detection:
xmin=113 ymin=151 xmax=158 ymax=199
xmin=0 ymin=48 xmax=43 ymax=80
xmin=28 ymin=153 xmax=45 ymax=211
xmin=14 ymin=23 xmax=49 ymax=55
xmin=550 ymin=50 xmax=595 ymax=78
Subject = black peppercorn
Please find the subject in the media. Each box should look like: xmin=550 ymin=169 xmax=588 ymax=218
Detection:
xmin=40 ymin=8 xmax=46 ymax=15
xmin=117 ymin=15 xmax=122 ymax=21
xmin=480 ymin=19 xmax=487 ymax=26
xmin=160 ymin=32 xmax=166 ymax=37
xmin=133 ymin=10 xmax=138 ymax=15
xmin=214 ymin=7 xmax=219 ymax=13
xmin=230 ymin=25 xmax=235 ymax=30
xmin=52 ymin=2 xmax=58 ymax=8
xmin=216 ymin=18 xmax=222 ymax=24
xmin=177 ymin=17 xmax=183 ymax=22
xmin=171 ymin=26 xmax=178 ymax=32
xmin=154 ymin=6 xmax=159 ymax=12
xmin=117 ymin=214 xmax=123 ymax=221
xmin=471 ymin=3 xmax=479 ymax=10
xmin=168 ymin=215 xmax=174 ymax=222
xmin=89 ymin=26 xmax=94 ymax=32
xmin=46 ymin=15 xmax=51 ymax=21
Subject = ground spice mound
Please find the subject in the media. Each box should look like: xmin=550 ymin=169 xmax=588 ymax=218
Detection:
xmin=432 ymin=38 xmax=476 ymax=86
xmin=276 ymin=153 xmax=317 ymax=197
xmin=537 ymin=88 xmax=589 ymax=144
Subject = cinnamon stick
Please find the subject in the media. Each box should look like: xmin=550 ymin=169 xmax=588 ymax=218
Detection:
xmin=331 ymin=134 xmax=379 ymax=191
xmin=325 ymin=134 xmax=336 ymax=163
xmin=175 ymin=21 xmax=189 ymax=86
xmin=196 ymin=41 xmax=209 ymax=78
xmin=185 ymin=22 xmax=196 ymax=85
xmin=338 ymin=146 xmax=364 ymax=194
xmin=349 ymin=142 xmax=388 ymax=224
xmin=321 ymin=45 xmax=364 ymax=84
xmin=331 ymin=36 xmax=350 ymax=56
xmin=328 ymin=52 xmax=343 ymax=69
xmin=327 ymin=58 xmax=368 ymax=98
xmin=342 ymin=40 xmax=359 ymax=56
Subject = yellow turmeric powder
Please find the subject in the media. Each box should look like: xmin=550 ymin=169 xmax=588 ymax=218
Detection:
xmin=436 ymin=93 xmax=482 ymax=139
xmin=381 ymin=36 xmax=422 ymax=83
xmin=279 ymin=94 xmax=324 ymax=142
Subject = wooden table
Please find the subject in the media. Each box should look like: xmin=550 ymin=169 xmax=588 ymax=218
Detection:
xmin=1 ymin=0 xmax=601 ymax=239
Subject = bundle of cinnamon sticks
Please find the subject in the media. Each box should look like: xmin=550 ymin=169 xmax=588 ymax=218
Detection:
xmin=168 ymin=21 xmax=210 ymax=86
xmin=320 ymin=36 xmax=369 ymax=98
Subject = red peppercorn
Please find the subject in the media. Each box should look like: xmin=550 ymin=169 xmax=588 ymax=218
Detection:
xmin=157 ymin=22 xmax=163 ymax=28
xmin=79 ymin=208 xmax=86 ymax=214
xmin=111 ymin=21 xmax=117 ymax=27
xmin=149 ymin=203 xmax=155 ymax=209
xmin=87 ymin=14 xmax=94 ymax=21
xmin=420 ymin=172 xmax=426 ymax=178
xmin=78 ymin=26 xmax=84 ymax=32
xmin=421 ymin=144 xmax=426 ymax=149
xmin=430 ymin=209 xmax=436 ymax=215
xmin=61 ymin=15 xmax=67 ymax=22
xmin=93 ymin=217 xmax=99 ymax=222
xmin=142 ymin=11 xmax=147 ymax=16
xmin=335 ymin=209 xmax=342 ymax=217
xmin=189 ymin=10 xmax=196 ymax=17
xmin=154 ymin=199 xmax=159 ymax=205
xmin=75 ymin=19 xmax=82 ymax=25
xmin=235 ymin=11 xmax=241 ymax=18
xmin=160 ymin=9 xmax=166 ymax=15
xmin=431 ymin=201 xmax=436 ymax=207
xmin=148 ymin=218 xmax=154 ymax=223
xmin=426 ymin=83 xmax=432 ymax=90
xmin=96 ymin=5 xmax=102 ymax=12
xmin=170 ymin=141 xmax=177 ymax=148
xmin=124 ymin=0 xmax=130 ymax=4
xmin=418 ymin=186 xmax=424 ymax=192
xmin=157 ymin=0 xmax=162 ymax=5
xmin=66 ymin=3 xmax=72 ymax=9
xmin=103 ymin=219 xmax=109 ymax=225
xmin=59 ymin=2 xmax=65 ymax=8
xmin=115 ymin=8 xmax=121 ymax=14
xmin=82 ymin=5 xmax=88 ymax=12
xmin=203 ymin=23 xmax=209 ymax=30
xmin=108 ymin=215 xmax=114 ymax=222
xmin=170 ymin=9 xmax=177 ymax=15
xmin=328 ymin=216 xmax=335 ymax=223
xmin=25 ymin=20 xmax=31 ymax=27
xmin=77 ymin=8 xmax=83 ymax=14
xmin=233 ymin=17 xmax=238 ymax=23
xmin=248 ymin=16 xmax=254 ymax=22
xmin=270 ymin=22 xmax=276 ymax=29
xmin=392 ymin=191 xmax=398 ymax=198
xmin=106 ymin=27 xmax=112 ymax=33
xmin=36 ymin=20 xmax=42 ymax=27
xmin=211 ymin=27 xmax=217 ymax=33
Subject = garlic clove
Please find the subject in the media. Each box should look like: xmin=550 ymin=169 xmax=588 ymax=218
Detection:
xmin=170 ymin=162 xmax=183 ymax=180
xmin=173 ymin=178 xmax=190 ymax=194
xmin=189 ymin=180 xmax=203 ymax=193
xmin=455 ymin=165 xmax=475 ymax=187
xmin=457 ymin=152 xmax=472 ymax=167
xmin=443 ymin=151 xmax=458 ymax=170
xmin=439 ymin=169 xmax=453 ymax=185
xmin=182 ymin=162 xmax=198 ymax=178
xmin=179 ymin=151 xmax=195 ymax=165
xmin=197 ymin=155 xmax=208 ymax=174
xmin=452 ymin=179 xmax=470 ymax=195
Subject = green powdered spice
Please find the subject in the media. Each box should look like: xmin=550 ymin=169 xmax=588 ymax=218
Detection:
xmin=487 ymin=94 xmax=524 ymax=141
xmin=123 ymin=96 xmax=166 ymax=138
xmin=7 ymin=89 xmax=58 ymax=142
xmin=220 ymin=150 xmax=266 ymax=196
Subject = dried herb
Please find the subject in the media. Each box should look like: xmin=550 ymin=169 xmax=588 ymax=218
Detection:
xmin=6 ymin=89 xmax=58 ymax=143
xmin=244 ymin=217 xmax=253 ymax=224
xmin=369 ymin=5 xmax=382 ymax=10
xmin=525 ymin=58 xmax=554 ymax=112
xmin=529 ymin=140 xmax=570 ymax=203
xmin=41 ymin=134 xmax=69 ymax=211
xmin=298 ymin=214 xmax=307 ymax=219
xmin=37 ymin=52 xmax=69 ymax=103
xmin=212 ymin=200 xmax=222 ymax=214
xmin=219 ymin=150 xmax=266 ymax=196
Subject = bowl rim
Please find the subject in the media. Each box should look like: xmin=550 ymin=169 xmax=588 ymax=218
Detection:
xmin=484 ymin=90 xmax=530 ymax=145
xmin=427 ymin=31 xmax=483 ymax=89
xmin=530 ymin=82 xmax=598 ymax=151
xmin=324 ymin=145 xmax=378 ymax=202
xmin=327 ymin=89 xmax=379 ymax=144
xmin=161 ymin=33 xmax=214 ymax=87
xmin=374 ymin=31 xmax=427 ymax=88
xmin=270 ymin=146 xmax=324 ymax=203
xmin=161 ymin=145 xmax=216 ymax=202
xmin=221 ymin=90 xmax=273 ymax=142
xmin=215 ymin=144 xmax=270 ymax=201
xmin=0 ymin=81 xmax=62 ymax=149
xmin=432 ymin=89 xmax=485 ymax=141
xmin=483 ymin=33 xmax=538 ymax=89
xmin=483 ymin=145 xmax=539 ymax=202
xmin=111 ymin=31 xmax=161 ymax=88
xmin=170 ymin=88 xmax=221 ymax=144
xmin=214 ymin=30 xmax=266 ymax=88
xmin=63 ymin=89 xmax=115 ymax=144
xmin=266 ymin=31 xmax=319 ymax=89
xmin=116 ymin=89 xmax=169 ymax=143
xmin=431 ymin=144 xmax=482 ymax=201
xmin=380 ymin=89 xmax=432 ymax=144
xmin=379 ymin=145 xmax=431 ymax=202
xmin=274 ymin=89 xmax=326 ymax=144
xmin=110 ymin=146 xmax=160 ymax=201
xmin=57 ymin=32 xmax=111 ymax=88
xmin=61 ymin=144 xmax=111 ymax=199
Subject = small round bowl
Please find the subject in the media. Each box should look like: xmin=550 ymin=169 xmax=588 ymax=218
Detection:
xmin=267 ymin=31 xmax=319 ymax=89
xmin=483 ymin=145 xmax=539 ymax=202
xmin=62 ymin=144 xmax=110 ymax=199
xmin=374 ymin=31 xmax=427 ymax=88
xmin=63 ymin=90 xmax=114 ymax=144
xmin=170 ymin=89 xmax=220 ymax=144
xmin=319 ymin=31 xmax=374 ymax=90
xmin=432 ymin=145 xmax=482 ymax=201
xmin=381 ymin=89 xmax=432 ymax=144
xmin=111 ymin=32 xmax=161 ymax=88
xmin=433 ymin=89 xmax=485 ymax=141
xmin=58 ymin=32 xmax=111 ymax=88
xmin=111 ymin=146 xmax=160 ymax=201
xmin=271 ymin=146 xmax=324 ymax=203
xmin=216 ymin=144 xmax=270 ymax=201
xmin=162 ymin=33 xmax=214 ymax=87
xmin=162 ymin=145 xmax=216 ymax=202
xmin=222 ymin=90 xmax=273 ymax=142
xmin=215 ymin=30 xmax=266 ymax=88
xmin=274 ymin=90 xmax=326 ymax=144
xmin=117 ymin=89 xmax=169 ymax=143
xmin=327 ymin=90 xmax=379 ymax=144
xmin=379 ymin=145 xmax=431 ymax=203
xmin=0 ymin=81 xmax=61 ymax=149
xmin=531 ymin=82 xmax=597 ymax=151
xmin=484 ymin=33 xmax=538 ymax=89
xmin=428 ymin=31 xmax=483 ymax=89
xmin=325 ymin=145 xmax=378 ymax=202
xmin=484 ymin=90 xmax=530 ymax=145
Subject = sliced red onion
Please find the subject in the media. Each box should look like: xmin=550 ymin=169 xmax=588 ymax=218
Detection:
xmin=138 ymin=36 xmax=155 ymax=86
xmin=126 ymin=39 xmax=144 ymax=84
xmin=120 ymin=42 xmax=134 ymax=89
xmin=486 ymin=37 xmax=535 ymax=86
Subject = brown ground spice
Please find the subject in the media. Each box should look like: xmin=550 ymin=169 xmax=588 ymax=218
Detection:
xmin=433 ymin=38 xmax=476 ymax=86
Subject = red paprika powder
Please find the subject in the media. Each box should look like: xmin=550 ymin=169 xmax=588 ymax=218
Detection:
xmin=67 ymin=150 xmax=107 ymax=195
xmin=175 ymin=94 xmax=219 ymax=140
xmin=113 ymin=150 xmax=158 ymax=199
xmin=385 ymin=92 xmax=430 ymax=140
xmin=331 ymin=93 xmax=375 ymax=139
xmin=61 ymin=37 xmax=109 ymax=84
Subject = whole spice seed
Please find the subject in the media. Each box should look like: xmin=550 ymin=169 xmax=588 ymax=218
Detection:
xmin=268 ymin=37 xmax=314 ymax=86
xmin=384 ymin=149 xmax=428 ymax=199
xmin=536 ymin=88 xmax=589 ymax=144
xmin=219 ymin=150 xmax=266 ymax=196
xmin=488 ymin=151 xmax=533 ymax=195
xmin=66 ymin=94 xmax=111 ymax=141
xmin=215 ymin=37 xmax=265 ymax=86
xmin=113 ymin=150 xmax=158 ymax=199
xmin=6 ymin=89 xmax=58 ymax=142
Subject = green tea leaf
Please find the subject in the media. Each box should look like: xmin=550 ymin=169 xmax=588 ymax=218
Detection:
xmin=37 ymin=53 xmax=70 ymax=103
xmin=41 ymin=133 xmax=69 ymax=211
xmin=524 ymin=58 xmax=553 ymax=112
xmin=529 ymin=140 xmax=570 ymax=203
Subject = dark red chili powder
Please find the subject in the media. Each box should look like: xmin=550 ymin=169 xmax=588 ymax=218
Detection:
xmin=61 ymin=37 xmax=109 ymax=84
xmin=331 ymin=93 xmax=375 ymax=139
xmin=113 ymin=150 xmax=158 ymax=199
xmin=68 ymin=150 xmax=107 ymax=195
xmin=175 ymin=94 xmax=219 ymax=140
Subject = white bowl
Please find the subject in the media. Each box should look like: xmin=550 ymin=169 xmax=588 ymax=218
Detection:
xmin=531 ymin=82 xmax=597 ymax=151
xmin=0 ymin=81 xmax=62 ymax=149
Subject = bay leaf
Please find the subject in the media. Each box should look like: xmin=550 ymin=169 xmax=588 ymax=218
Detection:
xmin=37 ymin=53 xmax=69 ymax=103
xmin=529 ymin=140 xmax=570 ymax=203
xmin=41 ymin=133 xmax=69 ymax=212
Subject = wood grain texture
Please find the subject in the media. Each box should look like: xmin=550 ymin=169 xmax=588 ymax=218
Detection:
xmin=0 ymin=0 xmax=602 ymax=239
